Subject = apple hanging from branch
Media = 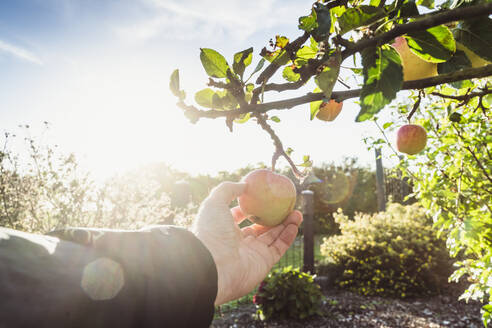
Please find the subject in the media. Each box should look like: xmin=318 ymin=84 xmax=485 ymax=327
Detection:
xmin=396 ymin=124 xmax=428 ymax=155
xmin=238 ymin=169 xmax=297 ymax=227
xmin=316 ymin=100 xmax=343 ymax=122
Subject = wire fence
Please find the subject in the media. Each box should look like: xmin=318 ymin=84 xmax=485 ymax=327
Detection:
xmin=384 ymin=169 xmax=414 ymax=205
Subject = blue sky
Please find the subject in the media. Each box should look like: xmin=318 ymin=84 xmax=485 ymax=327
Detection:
xmin=0 ymin=0 xmax=398 ymax=179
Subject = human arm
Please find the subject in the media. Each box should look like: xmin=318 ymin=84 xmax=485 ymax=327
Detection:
xmin=0 ymin=226 xmax=217 ymax=328
xmin=192 ymin=182 xmax=303 ymax=306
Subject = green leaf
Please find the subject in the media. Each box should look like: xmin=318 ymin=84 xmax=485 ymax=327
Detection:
xmin=398 ymin=0 xmax=419 ymax=18
xmin=338 ymin=6 xmax=385 ymax=35
xmin=454 ymin=17 xmax=492 ymax=62
xmin=330 ymin=6 xmax=347 ymax=33
xmin=296 ymin=45 xmax=318 ymax=66
xmin=309 ymin=36 xmax=319 ymax=52
xmin=286 ymin=147 xmax=294 ymax=156
xmin=270 ymin=116 xmax=281 ymax=123
xmin=169 ymin=69 xmax=186 ymax=100
xmin=276 ymin=36 xmax=289 ymax=49
xmin=350 ymin=67 xmax=363 ymax=74
xmin=234 ymin=112 xmax=251 ymax=124
xmin=312 ymin=2 xmax=332 ymax=41
xmin=250 ymin=58 xmax=266 ymax=77
xmin=194 ymin=88 xmax=216 ymax=108
xmin=357 ymin=46 xmax=403 ymax=122
xmin=438 ymin=50 xmax=471 ymax=73
xmin=233 ymin=47 xmax=253 ymax=79
xmin=283 ymin=65 xmax=301 ymax=82
xmin=246 ymin=83 xmax=254 ymax=92
xmin=195 ymin=88 xmax=238 ymax=110
xmin=315 ymin=51 xmax=342 ymax=99
xmin=370 ymin=0 xmax=384 ymax=6
xmin=300 ymin=155 xmax=313 ymax=168
xmin=437 ymin=50 xmax=472 ymax=89
xmin=483 ymin=94 xmax=492 ymax=108
xmin=169 ymin=69 xmax=180 ymax=97
xmin=213 ymin=90 xmax=238 ymax=110
xmin=406 ymin=25 xmax=456 ymax=63
xmin=299 ymin=8 xmax=318 ymax=32
xmin=383 ymin=122 xmax=394 ymax=129
xmin=310 ymin=87 xmax=323 ymax=120
xmin=483 ymin=304 xmax=491 ymax=327
xmin=200 ymin=48 xmax=230 ymax=78
xmin=416 ymin=0 xmax=434 ymax=9
xmin=449 ymin=112 xmax=463 ymax=123
xmin=261 ymin=36 xmax=291 ymax=65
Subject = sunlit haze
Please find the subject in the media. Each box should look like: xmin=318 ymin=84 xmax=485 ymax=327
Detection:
xmin=0 ymin=0 xmax=399 ymax=180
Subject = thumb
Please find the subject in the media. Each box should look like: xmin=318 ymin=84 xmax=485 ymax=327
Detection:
xmin=193 ymin=182 xmax=246 ymax=234
xmin=193 ymin=182 xmax=246 ymax=252
xmin=208 ymin=182 xmax=247 ymax=206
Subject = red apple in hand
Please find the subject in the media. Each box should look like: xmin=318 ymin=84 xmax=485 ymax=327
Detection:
xmin=316 ymin=100 xmax=343 ymax=122
xmin=238 ymin=169 xmax=296 ymax=227
xmin=396 ymin=124 xmax=427 ymax=155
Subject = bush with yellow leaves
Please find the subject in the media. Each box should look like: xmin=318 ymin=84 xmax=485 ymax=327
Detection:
xmin=320 ymin=202 xmax=453 ymax=298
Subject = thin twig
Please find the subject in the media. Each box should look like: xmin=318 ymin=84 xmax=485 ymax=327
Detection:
xmin=453 ymin=125 xmax=492 ymax=186
xmin=407 ymin=90 xmax=422 ymax=122
xmin=374 ymin=121 xmax=399 ymax=157
xmin=464 ymin=144 xmax=492 ymax=185
xmin=263 ymin=80 xmax=305 ymax=93
xmin=431 ymin=88 xmax=492 ymax=102
xmin=337 ymin=78 xmax=351 ymax=89
xmin=254 ymin=114 xmax=303 ymax=177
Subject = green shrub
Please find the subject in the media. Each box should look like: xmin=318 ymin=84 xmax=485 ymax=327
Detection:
xmin=253 ymin=267 xmax=324 ymax=321
xmin=320 ymin=203 xmax=452 ymax=298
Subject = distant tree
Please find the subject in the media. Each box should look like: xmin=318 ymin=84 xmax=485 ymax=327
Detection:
xmin=0 ymin=125 xmax=95 ymax=232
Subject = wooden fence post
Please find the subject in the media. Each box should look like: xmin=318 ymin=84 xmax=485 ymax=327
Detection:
xmin=302 ymin=190 xmax=314 ymax=273
xmin=375 ymin=148 xmax=386 ymax=211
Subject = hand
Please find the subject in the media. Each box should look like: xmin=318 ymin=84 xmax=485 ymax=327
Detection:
xmin=192 ymin=182 xmax=303 ymax=306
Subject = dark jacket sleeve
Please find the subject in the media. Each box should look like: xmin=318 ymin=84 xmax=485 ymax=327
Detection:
xmin=0 ymin=226 xmax=218 ymax=328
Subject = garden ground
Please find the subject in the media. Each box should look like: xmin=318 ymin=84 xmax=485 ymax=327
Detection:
xmin=211 ymin=282 xmax=483 ymax=328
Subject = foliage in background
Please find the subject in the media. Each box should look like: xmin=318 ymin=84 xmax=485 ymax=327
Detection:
xmin=0 ymin=127 xmax=409 ymax=238
xmin=253 ymin=266 xmax=324 ymax=321
xmin=0 ymin=127 xmax=195 ymax=233
xmin=0 ymin=126 xmax=95 ymax=232
xmin=320 ymin=203 xmax=453 ymax=299
xmin=307 ymin=158 xmax=378 ymax=234
xmin=379 ymin=79 xmax=492 ymax=325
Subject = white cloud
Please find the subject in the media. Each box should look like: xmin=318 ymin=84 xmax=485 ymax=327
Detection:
xmin=114 ymin=0 xmax=310 ymax=43
xmin=0 ymin=39 xmax=43 ymax=65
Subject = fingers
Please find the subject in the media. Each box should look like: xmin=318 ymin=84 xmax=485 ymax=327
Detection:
xmin=256 ymin=211 xmax=302 ymax=245
xmin=283 ymin=210 xmax=303 ymax=226
xmin=241 ymin=210 xmax=303 ymax=238
xmin=256 ymin=224 xmax=285 ymax=245
xmin=231 ymin=206 xmax=248 ymax=224
xmin=208 ymin=182 xmax=247 ymax=206
xmin=193 ymin=182 xmax=245 ymax=242
xmin=241 ymin=224 xmax=270 ymax=238
xmin=271 ymin=224 xmax=299 ymax=260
